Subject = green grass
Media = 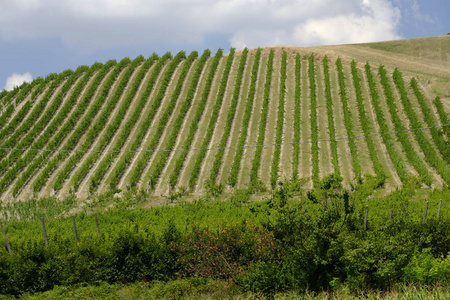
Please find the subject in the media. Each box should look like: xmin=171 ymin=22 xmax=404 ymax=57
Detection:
xmin=8 ymin=277 xmax=450 ymax=299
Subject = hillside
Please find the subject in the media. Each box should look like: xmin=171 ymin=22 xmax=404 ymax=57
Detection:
xmin=0 ymin=36 xmax=449 ymax=202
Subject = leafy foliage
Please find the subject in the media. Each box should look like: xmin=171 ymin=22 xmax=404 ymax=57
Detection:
xmin=0 ymin=180 xmax=448 ymax=297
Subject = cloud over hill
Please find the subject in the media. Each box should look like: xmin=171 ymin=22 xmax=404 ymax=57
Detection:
xmin=0 ymin=0 xmax=401 ymax=50
xmin=4 ymin=72 xmax=32 ymax=91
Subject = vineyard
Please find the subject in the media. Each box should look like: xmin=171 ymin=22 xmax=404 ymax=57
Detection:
xmin=0 ymin=36 xmax=449 ymax=202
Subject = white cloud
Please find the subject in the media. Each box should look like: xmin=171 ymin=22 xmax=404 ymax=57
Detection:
xmin=5 ymin=72 xmax=33 ymax=91
xmin=0 ymin=0 xmax=403 ymax=51
xmin=293 ymin=0 xmax=401 ymax=46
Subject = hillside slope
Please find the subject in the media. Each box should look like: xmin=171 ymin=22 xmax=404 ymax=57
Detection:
xmin=0 ymin=36 xmax=449 ymax=201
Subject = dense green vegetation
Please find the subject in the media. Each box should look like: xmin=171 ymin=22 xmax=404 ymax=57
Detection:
xmin=0 ymin=177 xmax=448 ymax=297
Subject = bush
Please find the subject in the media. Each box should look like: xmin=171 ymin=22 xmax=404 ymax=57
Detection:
xmin=403 ymin=248 xmax=450 ymax=285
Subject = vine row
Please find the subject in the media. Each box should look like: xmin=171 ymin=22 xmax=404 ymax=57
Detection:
xmin=378 ymin=66 xmax=431 ymax=184
xmin=51 ymin=57 xmax=136 ymax=191
xmin=10 ymin=64 xmax=104 ymax=196
xmin=322 ymin=56 xmax=340 ymax=176
xmin=126 ymin=51 xmax=191 ymax=188
xmin=1 ymin=85 xmax=21 ymax=106
xmin=0 ymin=70 xmax=71 ymax=160
xmin=336 ymin=58 xmax=361 ymax=182
xmin=0 ymin=78 xmax=42 ymax=135
xmin=364 ymin=63 xmax=408 ymax=183
xmin=71 ymin=56 xmax=149 ymax=191
xmin=15 ymin=78 xmax=43 ymax=105
xmin=392 ymin=69 xmax=450 ymax=184
xmin=13 ymin=62 xmax=114 ymax=195
xmin=106 ymin=52 xmax=173 ymax=189
xmin=148 ymin=50 xmax=210 ymax=189
xmin=410 ymin=78 xmax=450 ymax=164
xmin=0 ymin=66 xmax=90 ymax=194
xmin=292 ymin=54 xmax=301 ymax=180
xmin=31 ymin=74 xmax=57 ymax=100
xmin=432 ymin=96 xmax=450 ymax=137
xmin=350 ymin=60 xmax=385 ymax=180
xmin=309 ymin=55 xmax=319 ymax=186
xmin=87 ymin=55 xmax=160 ymax=192
xmin=33 ymin=59 xmax=126 ymax=192
xmin=249 ymin=49 xmax=274 ymax=186
xmin=208 ymin=48 xmax=248 ymax=185
xmin=167 ymin=49 xmax=222 ymax=188
xmin=187 ymin=49 xmax=235 ymax=189
xmin=228 ymin=49 xmax=261 ymax=187
xmin=270 ymin=51 xmax=287 ymax=189
xmin=0 ymin=68 xmax=79 ymax=179
xmin=0 ymin=90 xmax=7 ymax=103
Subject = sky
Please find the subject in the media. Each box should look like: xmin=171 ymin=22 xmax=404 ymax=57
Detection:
xmin=0 ymin=0 xmax=448 ymax=91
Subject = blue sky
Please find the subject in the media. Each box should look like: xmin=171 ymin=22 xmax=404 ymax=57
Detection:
xmin=0 ymin=0 xmax=448 ymax=91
